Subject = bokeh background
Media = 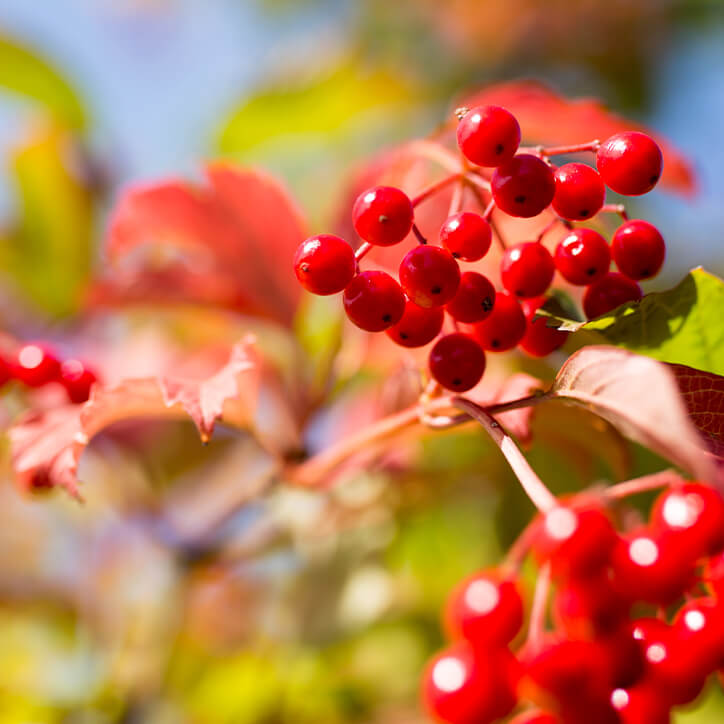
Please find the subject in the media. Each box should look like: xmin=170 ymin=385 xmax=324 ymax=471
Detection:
xmin=0 ymin=1 xmax=723 ymax=722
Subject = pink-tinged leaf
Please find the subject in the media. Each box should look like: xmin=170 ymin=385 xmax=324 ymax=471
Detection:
xmin=668 ymin=363 xmax=724 ymax=459
xmin=551 ymin=346 xmax=717 ymax=482
xmin=8 ymin=339 xmax=300 ymax=498
xmin=89 ymin=164 xmax=306 ymax=325
xmin=460 ymin=81 xmax=695 ymax=195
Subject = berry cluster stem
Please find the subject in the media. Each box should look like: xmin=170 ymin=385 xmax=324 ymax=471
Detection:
xmin=527 ymin=561 xmax=551 ymax=653
xmin=600 ymin=203 xmax=629 ymax=221
xmin=524 ymin=140 xmax=601 ymax=157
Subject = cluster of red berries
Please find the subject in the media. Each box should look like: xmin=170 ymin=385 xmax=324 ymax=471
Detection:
xmin=422 ymin=481 xmax=724 ymax=723
xmin=293 ymin=104 xmax=666 ymax=393
xmin=0 ymin=343 xmax=97 ymax=404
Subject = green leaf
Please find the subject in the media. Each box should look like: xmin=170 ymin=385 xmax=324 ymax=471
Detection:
xmin=0 ymin=33 xmax=86 ymax=130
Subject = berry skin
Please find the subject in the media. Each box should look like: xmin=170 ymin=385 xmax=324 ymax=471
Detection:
xmin=0 ymin=354 xmax=10 ymax=388
xmin=612 ymin=220 xmax=665 ymax=280
xmin=12 ymin=344 xmax=62 ymax=388
xmin=704 ymin=552 xmax=724 ymax=598
xmin=554 ymin=229 xmax=611 ymax=285
xmin=673 ymin=597 xmax=724 ymax=673
xmin=611 ymin=529 xmax=694 ymax=605
xmin=501 ymin=242 xmax=555 ymax=298
xmin=491 ymin=154 xmax=556 ymax=218
xmin=532 ymin=504 xmax=617 ymax=579
xmin=446 ymin=271 xmax=496 ymax=323
xmin=444 ymin=570 xmax=524 ymax=647
xmin=610 ymin=685 xmax=672 ymax=724
xmin=552 ymin=163 xmax=606 ymax=221
xmin=399 ymin=246 xmax=461 ymax=309
xmin=650 ymin=482 xmax=724 ymax=558
xmin=61 ymin=360 xmax=98 ymax=404
xmin=386 ymin=301 xmax=444 ymax=348
xmin=456 ymin=105 xmax=521 ymax=167
xmin=421 ymin=642 xmax=517 ymax=724
xmin=428 ymin=333 xmax=486 ymax=392
xmin=519 ymin=298 xmax=568 ymax=357
xmin=596 ymin=131 xmax=663 ymax=196
xmin=342 ymin=271 xmax=405 ymax=332
xmin=440 ymin=212 xmax=492 ymax=261
xmin=582 ymin=272 xmax=642 ymax=319
xmin=293 ymin=234 xmax=356 ymax=295
xmin=472 ymin=291 xmax=526 ymax=351
xmin=352 ymin=185 xmax=414 ymax=246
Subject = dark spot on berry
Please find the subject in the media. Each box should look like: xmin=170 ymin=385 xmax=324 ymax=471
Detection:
xmin=650 ymin=174 xmax=659 ymax=185
xmin=382 ymin=314 xmax=392 ymax=323
xmin=431 ymin=286 xmax=442 ymax=295
xmin=587 ymin=267 xmax=597 ymax=276
xmin=580 ymin=208 xmax=589 ymax=217
xmin=378 ymin=214 xmax=389 ymax=224
xmin=300 ymin=263 xmax=310 ymax=272
xmin=452 ymin=252 xmax=460 ymax=259
xmin=495 ymin=143 xmax=504 ymax=155
xmin=452 ymin=378 xmax=462 ymax=387
xmin=514 ymin=195 xmax=526 ymax=204
xmin=400 ymin=332 xmax=408 ymax=339
xmin=516 ymin=289 xmax=525 ymax=297
xmin=640 ymin=268 xmax=650 ymax=277
xmin=482 ymin=297 xmax=493 ymax=311
xmin=491 ymin=339 xmax=500 ymax=348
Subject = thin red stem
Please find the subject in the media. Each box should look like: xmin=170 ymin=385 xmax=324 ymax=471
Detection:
xmin=600 ymin=203 xmax=629 ymax=221
xmin=452 ymin=397 xmax=558 ymax=513
xmin=355 ymin=241 xmax=372 ymax=261
xmin=482 ymin=198 xmax=495 ymax=221
xmin=412 ymin=173 xmax=462 ymax=207
xmin=522 ymin=140 xmax=601 ymax=157
xmin=412 ymin=223 xmax=428 ymax=245
xmin=535 ymin=216 xmax=570 ymax=243
xmin=527 ymin=562 xmax=551 ymax=653
xmin=488 ymin=214 xmax=509 ymax=252
xmin=605 ymin=469 xmax=684 ymax=500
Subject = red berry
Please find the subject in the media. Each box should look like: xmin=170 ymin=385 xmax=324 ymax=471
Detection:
xmin=421 ymin=642 xmax=517 ymax=724
xmin=552 ymin=163 xmax=606 ymax=221
xmin=61 ymin=360 xmax=98 ymax=404
xmin=343 ymin=271 xmax=405 ymax=332
xmin=519 ymin=298 xmax=568 ymax=357
xmin=554 ymin=229 xmax=611 ymax=285
xmin=491 ymin=154 xmax=556 ymax=218
xmin=386 ymin=300 xmax=444 ymax=348
xmin=612 ymin=220 xmax=665 ymax=280
xmin=293 ymin=234 xmax=356 ymax=295
xmin=501 ymin=242 xmax=555 ymax=298
xmin=610 ymin=685 xmax=672 ymax=724
xmin=596 ymin=132 xmax=663 ymax=196
xmin=399 ymin=246 xmax=461 ymax=308
xmin=471 ymin=291 xmax=526 ymax=351
xmin=440 ymin=212 xmax=492 ymax=261
xmin=582 ymin=272 xmax=642 ymax=319
xmin=352 ymin=185 xmax=414 ymax=246
xmin=651 ymin=482 xmax=724 ymax=558
xmin=456 ymin=105 xmax=521 ymax=167
xmin=532 ymin=504 xmax=617 ymax=579
xmin=611 ymin=529 xmax=694 ymax=605
xmin=428 ymin=333 xmax=486 ymax=392
xmin=673 ymin=597 xmax=724 ymax=673
xmin=446 ymin=271 xmax=496 ymax=323
xmin=704 ymin=552 xmax=724 ymax=598
xmin=444 ymin=570 xmax=524 ymax=647
xmin=0 ymin=354 xmax=11 ymax=388
xmin=12 ymin=344 xmax=62 ymax=388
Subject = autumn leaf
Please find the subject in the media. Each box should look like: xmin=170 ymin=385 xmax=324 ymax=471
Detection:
xmin=459 ymin=80 xmax=695 ymax=195
xmin=550 ymin=346 xmax=717 ymax=482
xmin=88 ymin=164 xmax=306 ymax=326
xmin=8 ymin=339 xmax=300 ymax=498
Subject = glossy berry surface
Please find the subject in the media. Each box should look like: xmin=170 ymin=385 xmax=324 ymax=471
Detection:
xmin=61 ymin=360 xmax=98 ymax=404
xmin=399 ymin=246 xmax=461 ymax=309
xmin=342 ymin=271 xmax=405 ymax=332
xmin=421 ymin=642 xmax=516 ymax=724
xmin=439 ymin=212 xmax=492 ymax=261
xmin=552 ymin=162 xmax=606 ymax=221
xmin=650 ymin=482 xmax=724 ymax=558
xmin=533 ymin=504 xmax=617 ymax=579
xmin=444 ymin=570 xmax=523 ymax=647
xmin=612 ymin=219 xmax=665 ymax=280
xmin=428 ymin=333 xmax=486 ymax=392
xmin=596 ymin=132 xmax=663 ymax=196
xmin=352 ymin=185 xmax=414 ymax=246
xmin=293 ymin=234 xmax=357 ymax=295
xmin=554 ymin=228 xmax=611 ymax=285
xmin=491 ymin=154 xmax=556 ymax=218
xmin=386 ymin=301 xmax=444 ymax=348
xmin=519 ymin=298 xmax=568 ymax=358
xmin=446 ymin=271 xmax=496 ymax=323
xmin=456 ymin=105 xmax=521 ymax=167
xmin=610 ymin=685 xmax=672 ymax=724
xmin=472 ymin=291 xmax=526 ymax=351
xmin=583 ymin=272 xmax=642 ymax=319
xmin=500 ymin=242 xmax=555 ymax=298
xmin=673 ymin=597 xmax=724 ymax=672
xmin=12 ymin=344 xmax=62 ymax=388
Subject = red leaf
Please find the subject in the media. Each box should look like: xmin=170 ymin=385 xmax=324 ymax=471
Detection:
xmin=460 ymin=80 xmax=695 ymax=195
xmin=669 ymin=363 xmax=724 ymax=459
xmin=89 ymin=164 xmax=306 ymax=325
xmin=551 ymin=346 xmax=717 ymax=482
xmin=8 ymin=339 xmax=300 ymax=498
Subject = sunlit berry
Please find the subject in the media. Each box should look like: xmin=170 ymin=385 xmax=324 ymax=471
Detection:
xmin=501 ymin=242 xmax=555 ymax=298
xmin=491 ymin=154 xmax=556 ymax=218
xmin=61 ymin=359 xmax=98 ymax=404
xmin=552 ymin=163 xmax=606 ymax=221
xmin=12 ymin=344 xmax=62 ymax=388
xmin=612 ymin=220 xmax=665 ymax=280
xmin=456 ymin=105 xmax=521 ymax=167
xmin=399 ymin=246 xmax=461 ymax=308
xmin=352 ymin=185 xmax=414 ymax=246
xmin=440 ymin=212 xmax=492 ymax=261
xmin=293 ymin=234 xmax=356 ymax=295
xmin=596 ymin=132 xmax=663 ymax=196
xmin=554 ymin=228 xmax=611 ymax=285
xmin=343 ymin=271 xmax=405 ymax=332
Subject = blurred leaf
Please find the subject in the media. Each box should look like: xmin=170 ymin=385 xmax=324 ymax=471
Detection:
xmin=0 ymin=33 xmax=86 ymax=129
xmin=0 ymin=126 xmax=93 ymax=316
